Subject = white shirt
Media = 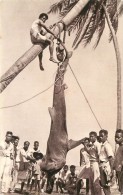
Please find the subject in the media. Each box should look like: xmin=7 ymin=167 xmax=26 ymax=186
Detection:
xmin=99 ymin=140 xmax=114 ymax=162
xmin=18 ymin=148 xmax=31 ymax=162
xmin=80 ymin=148 xmax=90 ymax=166
xmin=0 ymin=141 xmax=13 ymax=157
xmin=89 ymin=141 xmax=101 ymax=162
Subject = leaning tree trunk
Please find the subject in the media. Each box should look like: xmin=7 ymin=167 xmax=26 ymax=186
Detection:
xmin=103 ymin=5 xmax=122 ymax=129
xmin=0 ymin=0 xmax=90 ymax=93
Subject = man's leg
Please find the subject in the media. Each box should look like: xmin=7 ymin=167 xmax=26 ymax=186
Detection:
xmin=38 ymin=52 xmax=44 ymax=71
xmin=103 ymin=186 xmax=111 ymax=195
xmin=117 ymin=170 xmax=123 ymax=194
xmin=55 ymin=180 xmax=59 ymax=192
xmin=20 ymin=182 xmax=25 ymax=193
xmin=76 ymin=179 xmax=82 ymax=195
xmin=41 ymin=178 xmax=46 ymax=192
xmin=90 ymin=162 xmax=102 ymax=195
xmin=58 ymin=180 xmax=65 ymax=193
xmin=47 ymin=39 xmax=58 ymax=63
xmin=37 ymin=180 xmax=41 ymax=193
xmin=86 ymin=179 xmax=89 ymax=195
xmin=30 ymin=180 xmax=35 ymax=192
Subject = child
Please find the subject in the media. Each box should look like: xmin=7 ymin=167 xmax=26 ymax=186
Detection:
xmin=30 ymin=152 xmax=43 ymax=194
xmin=77 ymin=138 xmax=90 ymax=195
xmin=56 ymin=165 xmax=69 ymax=193
xmin=114 ymin=129 xmax=123 ymax=195
xmin=65 ymin=165 xmax=78 ymax=194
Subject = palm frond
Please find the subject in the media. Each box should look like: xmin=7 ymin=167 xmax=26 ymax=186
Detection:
xmin=83 ymin=2 xmax=103 ymax=47
xmin=73 ymin=0 xmax=99 ymax=49
xmin=106 ymin=0 xmax=118 ymax=41
xmin=60 ymin=1 xmax=77 ymax=17
xmin=72 ymin=2 xmax=92 ymax=47
xmin=67 ymin=15 xmax=82 ymax=33
xmin=48 ymin=0 xmax=119 ymax=49
xmin=73 ymin=11 xmax=94 ymax=49
xmin=48 ymin=0 xmax=69 ymax=14
xmin=118 ymin=1 xmax=123 ymax=16
xmin=94 ymin=14 xmax=105 ymax=48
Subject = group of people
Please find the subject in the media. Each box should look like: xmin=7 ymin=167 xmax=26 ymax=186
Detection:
xmin=0 ymin=129 xmax=123 ymax=195
xmin=0 ymin=131 xmax=46 ymax=194
xmin=55 ymin=129 xmax=123 ymax=195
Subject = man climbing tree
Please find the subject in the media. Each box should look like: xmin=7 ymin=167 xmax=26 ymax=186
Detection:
xmin=30 ymin=13 xmax=58 ymax=70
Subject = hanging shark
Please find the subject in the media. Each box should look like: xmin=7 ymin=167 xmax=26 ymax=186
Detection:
xmin=40 ymin=49 xmax=84 ymax=193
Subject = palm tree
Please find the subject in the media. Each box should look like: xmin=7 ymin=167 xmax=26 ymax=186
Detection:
xmin=49 ymin=0 xmax=122 ymax=129
xmin=0 ymin=0 xmax=121 ymax=129
xmin=0 ymin=0 xmax=118 ymax=92
xmin=0 ymin=0 xmax=91 ymax=93
xmin=102 ymin=3 xmax=122 ymax=129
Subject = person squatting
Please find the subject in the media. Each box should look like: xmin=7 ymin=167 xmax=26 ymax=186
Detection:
xmin=0 ymin=129 xmax=123 ymax=195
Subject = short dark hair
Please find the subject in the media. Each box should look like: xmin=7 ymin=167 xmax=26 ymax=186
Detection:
xmin=6 ymin=131 xmax=13 ymax=136
xmin=39 ymin=13 xmax=48 ymax=20
xmin=33 ymin=152 xmax=43 ymax=159
xmin=84 ymin=137 xmax=90 ymax=142
xmin=12 ymin=135 xmax=20 ymax=140
xmin=89 ymin=131 xmax=97 ymax=137
xmin=24 ymin=141 xmax=30 ymax=145
xmin=116 ymin=129 xmax=123 ymax=136
xmin=34 ymin=141 xmax=39 ymax=144
xmin=99 ymin=129 xmax=108 ymax=136
xmin=64 ymin=165 xmax=68 ymax=169
xmin=70 ymin=165 xmax=76 ymax=169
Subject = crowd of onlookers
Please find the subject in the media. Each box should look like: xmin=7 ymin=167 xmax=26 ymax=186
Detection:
xmin=0 ymin=129 xmax=123 ymax=195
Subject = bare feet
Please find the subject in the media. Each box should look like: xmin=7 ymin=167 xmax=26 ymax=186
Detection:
xmin=49 ymin=57 xmax=58 ymax=63
xmin=67 ymin=51 xmax=73 ymax=58
xmin=39 ymin=62 xmax=44 ymax=71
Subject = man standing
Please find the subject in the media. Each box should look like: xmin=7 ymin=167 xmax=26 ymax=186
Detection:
xmin=17 ymin=141 xmax=34 ymax=193
xmin=0 ymin=131 xmax=14 ymax=193
xmin=76 ymin=138 xmax=90 ymax=195
xmin=85 ymin=131 xmax=102 ymax=195
xmin=30 ymin=13 xmax=58 ymax=70
xmin=99 ymin=129 xmax=114 ymax=195
xmin=10 ymin=136 xmax=20 ymax=192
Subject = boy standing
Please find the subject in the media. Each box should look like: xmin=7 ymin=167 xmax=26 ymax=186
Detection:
xmin=77 ymin=138 xmax=90 ymax=195
xmin=30 ymin=152 xmax=43 ymax=194
xmin=114 ymin=129 xmax=123 ymax=195
xmin=99 ymin=129 xmax=114 ymax=195
xmin=85 ymin=131 xmax=102 ymax=195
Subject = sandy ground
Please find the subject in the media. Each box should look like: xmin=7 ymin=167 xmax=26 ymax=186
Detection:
xmin=5 ymin=187 xmax=120 ymax=195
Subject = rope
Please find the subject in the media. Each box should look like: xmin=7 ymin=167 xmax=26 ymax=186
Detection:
xmin=0 ymin=73 xmax=64 ymax=109
xmin=68 ymin=63 xmax=102 ymax=129
xmin=0 ymin=63 xmax=102 ymax=130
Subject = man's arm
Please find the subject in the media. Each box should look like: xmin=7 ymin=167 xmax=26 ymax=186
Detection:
xmin=80 ymin=149 xmax=83 ymax=166
xmin=40 ymin=22 xmax=57 ymax=39
xmin=106 ymin=143 xmax=115 ymax=177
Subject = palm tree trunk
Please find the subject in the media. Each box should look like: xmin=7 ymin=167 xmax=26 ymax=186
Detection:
xmin=103 ymin=5 xmax=122 ymax=129
xmin=0 ymin=0 xmax=90 ymax=93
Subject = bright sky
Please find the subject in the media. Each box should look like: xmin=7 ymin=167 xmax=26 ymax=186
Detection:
xmin=0 ymin=0 xmax=123 ymax=166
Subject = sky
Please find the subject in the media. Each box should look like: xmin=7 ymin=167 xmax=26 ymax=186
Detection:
xmin=0 ymin=0 xmax=123 ymax=166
